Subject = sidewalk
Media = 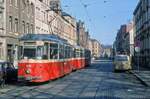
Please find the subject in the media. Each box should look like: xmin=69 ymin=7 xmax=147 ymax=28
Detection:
xmin=130 ymin=65 xmax=150 ymax=87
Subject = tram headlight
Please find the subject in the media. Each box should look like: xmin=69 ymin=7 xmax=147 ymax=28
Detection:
xmin=25 ymin=70 xmax=31 ymax=74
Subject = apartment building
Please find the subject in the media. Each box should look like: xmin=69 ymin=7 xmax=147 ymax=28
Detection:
xmin=77 ymin=20 xmax=89 ymax=48
xmin=134 ymin=0 xmax=150 ymax=67
xmin=62 ymin=12 xmax=77 ymax=46
xmin=33 ymin=0 xmax=77 ymax=46
xmin=114 ymin=22 xmax=134 ymax=57
xmin=0 ymin=0 xmax=35 ymax=67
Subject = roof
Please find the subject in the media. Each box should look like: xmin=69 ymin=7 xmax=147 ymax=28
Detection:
xmin=20 ymin=34 xmax=68 ymax=44
xmin=62 ymin=12 xmax=72 ymax=18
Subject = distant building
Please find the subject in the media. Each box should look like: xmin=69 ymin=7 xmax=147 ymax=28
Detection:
xmin=102 ymin=45 xmax=113 ymax=58
xmin=115 ymin=25 xmax=127 ymax=54
xmin=77 ymin=20 xmax=89 ymax=49
xmin=88 ymin=39 xmax=102 ymax=58
xmin=123 ymin=22 xmax=134 ymax=56
xmin=114 ymin=22 xmax=134 ymax=56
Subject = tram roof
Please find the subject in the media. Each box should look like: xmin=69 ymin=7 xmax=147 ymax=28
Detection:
xmin=20 ymin=34 xmax=68 ymax=44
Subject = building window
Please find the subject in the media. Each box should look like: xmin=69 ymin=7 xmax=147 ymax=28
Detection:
xmin=31 ymin=24 xmax=33 ymax=33
xmin=9 ymin=0 xmax=12 ymax=4
xmin=9 ymin=16 xmax=13 ymax=31
xmin=22 ymin=21 xmax=25 ymax=34
xmin=27 ymin=23 xmax=29 ymax=33
xmin=39 ymin=0 xmax=43 ymax=2
xmin=0 ymin=43 xmax=3 ymax=59
xmin=44 ymin=12 xmax=46 ymax=22
xmin=15 ymin=0 xmax=18 ymax=7
xmin=31 ymin=3 xmax=34 ymax=14
xmin=15 ymin=18 xmax=18 ymax=32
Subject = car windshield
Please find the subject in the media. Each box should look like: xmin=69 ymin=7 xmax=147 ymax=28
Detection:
xmin=115 ymin=56 xmax=128 ymax=61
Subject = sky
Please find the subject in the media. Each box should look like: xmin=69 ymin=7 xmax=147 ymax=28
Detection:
xmin=61 ymin=0 xmax=139 ymax=45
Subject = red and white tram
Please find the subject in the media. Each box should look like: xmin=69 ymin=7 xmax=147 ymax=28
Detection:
xmin=18 ymin=34 xmax=91 ymax=83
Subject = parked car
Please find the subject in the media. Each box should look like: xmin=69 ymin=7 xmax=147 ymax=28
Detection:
xmin=0 ymin=60 xmax=17 ymax=85
xmin=114 ymin=55 xmax=132 ymax=72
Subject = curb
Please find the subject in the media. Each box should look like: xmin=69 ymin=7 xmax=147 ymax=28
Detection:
xmin=128 ymin=70 xmax=149 ymax=87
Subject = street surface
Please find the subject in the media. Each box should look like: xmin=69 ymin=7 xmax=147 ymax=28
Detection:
xmin=0 ymin=60 xmax=150 ymax=99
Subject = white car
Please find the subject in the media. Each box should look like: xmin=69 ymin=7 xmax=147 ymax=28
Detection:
xmin=114 ymin=55 xmax=132 ymax=71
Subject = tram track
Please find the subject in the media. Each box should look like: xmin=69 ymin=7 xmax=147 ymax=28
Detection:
xmin=0 ymin=75 xmax=74 ymax=98
xmin=0 ymin=83 xmax=40 ymax=98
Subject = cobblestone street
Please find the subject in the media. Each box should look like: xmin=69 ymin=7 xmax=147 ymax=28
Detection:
xmin=0 ymin=60 xmax=150 ymax=99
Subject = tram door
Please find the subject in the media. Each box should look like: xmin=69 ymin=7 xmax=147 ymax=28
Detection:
xmin=59 ymin=44 xmax=64 ymax=76
xmin=64 ymin=45 xmax=72 ymax=74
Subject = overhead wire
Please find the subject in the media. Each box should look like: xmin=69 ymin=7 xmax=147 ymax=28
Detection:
xmin=78 ymin=0 xmax=96 ymax=32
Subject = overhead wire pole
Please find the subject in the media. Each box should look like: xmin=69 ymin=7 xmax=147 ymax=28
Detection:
xmin=46 ymin=5 xmax=62 ymax=35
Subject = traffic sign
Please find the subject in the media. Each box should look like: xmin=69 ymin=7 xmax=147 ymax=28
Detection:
xmin=135 ymin=46 xmax=140 ymax=53
xmin=135 ymin=40 xmax=141 ymax=52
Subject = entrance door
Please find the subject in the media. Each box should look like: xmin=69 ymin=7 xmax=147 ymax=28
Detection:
xmin=7 ymin=44 xmax=13 ymax=63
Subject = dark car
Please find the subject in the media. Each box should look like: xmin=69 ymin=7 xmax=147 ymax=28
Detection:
xmin=0 ymin=63 xmax=5 ymax=87
xmin=0 ymin=61 xmax=17 ymax=86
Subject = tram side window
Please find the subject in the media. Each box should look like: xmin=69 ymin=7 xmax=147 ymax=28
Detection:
xmin=59 ymin=44 xmax=64 ymax=59
xmin=37 ymin=46 xmax=43 ymax=59
xmin=64 ymin=46 xmax=67 ymax=59
xmin=75 ymin=49 xmax=80 ymax=58
xmin=65 ymin=46 xmax=70 ymax=59
xmin=70 ymin=48 xmax=73 ymax=58
xmin=69 ymin=47 xmax=73 ymax=58
xmin=50 ymin=43 xmax=58 ymax=59
xmin=81 ymin=50 xmax=83 ymax=58
xmin=42 ymin=44 xmax=48 ymax=59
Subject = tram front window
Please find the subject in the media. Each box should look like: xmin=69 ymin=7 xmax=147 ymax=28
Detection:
xmin=24 ymin=48 xmax=36 ymax=59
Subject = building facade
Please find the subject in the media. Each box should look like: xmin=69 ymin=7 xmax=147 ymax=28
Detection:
xmin=102 ymin=45 xmax=112 ymax=58
xmin=33 ymin=0 xmax=77 ymax=46
xmin=0 ymin=0 xmax=35 ymax=67
xmin=88 ymin=39 xmax=101 ymax=58
xmin=62 ymin=12 xmax=77 ymax=46
xmin=77 ymin=20 xmax=89 ymax=48
xmin=114 ymin=22 xmax=134 ymax=57
xmin=134 ymin=0 xmax=150 ymax=67
xmin=115 ymin=25 xmax=127 ymax=54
